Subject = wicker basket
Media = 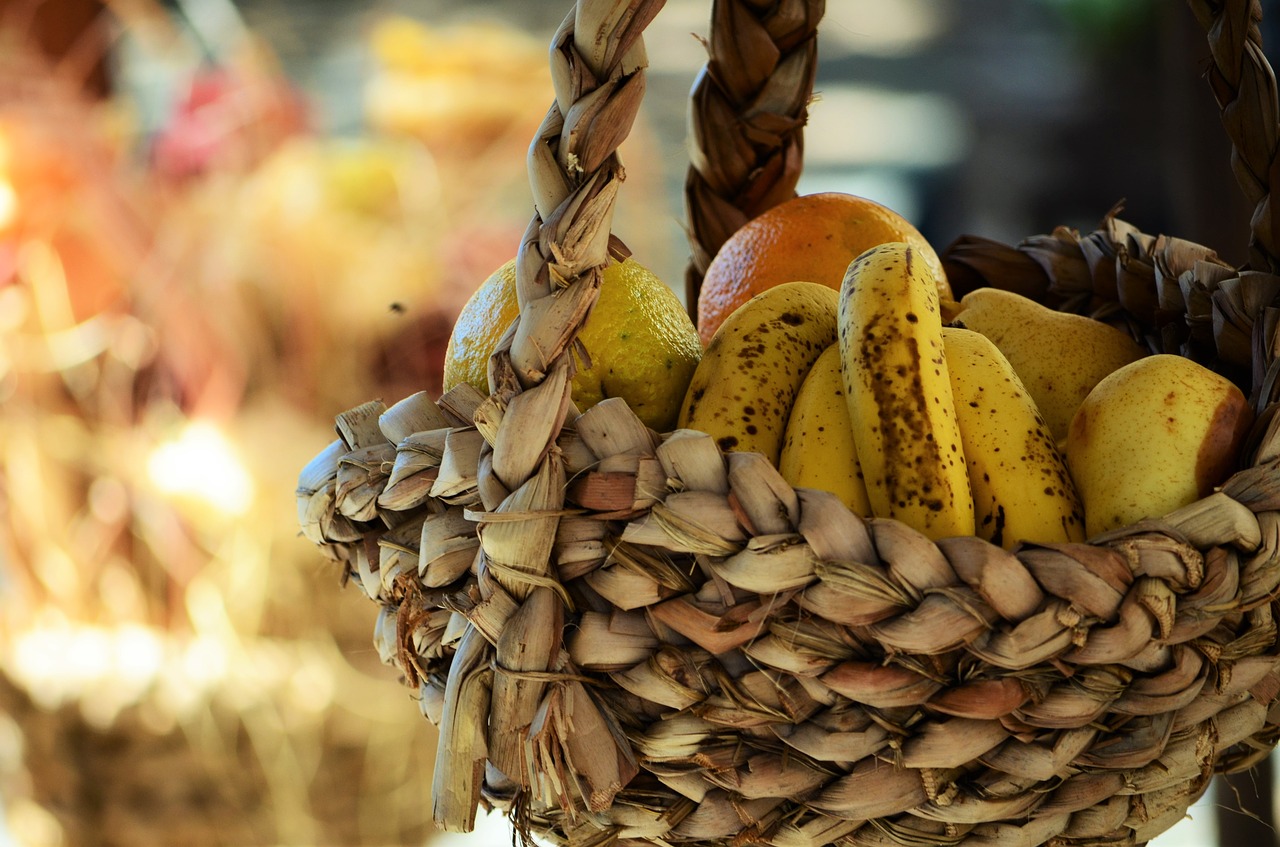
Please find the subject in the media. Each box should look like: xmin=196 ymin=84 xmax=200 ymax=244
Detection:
xmin=297 ymin=1 xmax=1280 ymax=844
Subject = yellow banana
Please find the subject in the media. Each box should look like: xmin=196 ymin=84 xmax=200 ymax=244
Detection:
xmin=779 ymin=343 xmax=872 ymax=516
xmin=838 ymin=242 xmax=974 ymax=540
xmin=942 ymin=326 xmax=1085 ymax=548
xmin=679 ymin=281 xmax=839 ymax=464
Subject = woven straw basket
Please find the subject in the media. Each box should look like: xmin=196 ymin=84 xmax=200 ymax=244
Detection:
xmin=297 ymin=1 xmax=1280 ymax=844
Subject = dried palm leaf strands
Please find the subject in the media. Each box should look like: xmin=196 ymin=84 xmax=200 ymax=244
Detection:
xmin=1189 ymin=0 xmax=1280 ymax=275
xmin=682 ymin=0 xmax=824 ymax=311
xmin=293 ymin=0 xmax=1280 ymax=844
xmin=303 ymin=376 xmax=1280 ymax=845
xmin=427 ymin=0 xmax=671 ymax=831
xmin=304 ymin=381 xmax=1274 ymax=839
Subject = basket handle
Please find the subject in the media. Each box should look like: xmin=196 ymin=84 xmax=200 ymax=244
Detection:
xmin=497 ymin=2 xmax=664 ymax=402
xmin=440 ymin=0 xmax=666 ymax=829
xmin=440 ymin=0 xmax=829 ymax=823
xmin=1190 ymin=0 xmax=1280 ymax=274
xmin=682 ymin=0 xmax=825 ymax=314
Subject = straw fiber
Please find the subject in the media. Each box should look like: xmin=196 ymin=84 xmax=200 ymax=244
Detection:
xmin=298 ymin=1 xmax=1280 ymax=844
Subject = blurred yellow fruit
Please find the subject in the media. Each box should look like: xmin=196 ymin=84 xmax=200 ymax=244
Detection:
xmin=365 ymin=17 xmax=552 ymax=152
xmin=444 ymin=258 xmax=702 ymax=431
xmin=320 ymin=143 xmax=405 ymax=219
xmin=234 ymin=136 xmax=442 ymax=333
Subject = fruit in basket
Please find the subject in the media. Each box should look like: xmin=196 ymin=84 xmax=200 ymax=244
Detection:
xmin=950 ymin=287 xmax=1147 ymax=443
xmin=839 ymin=242 xmax=974 ymax=540
xmin=678 ymin=282 xmax=839 ymax=463
xmin=1065 ymin=354 xmax=1253 ymax=536
xmin=778 ymin=344 xmax=871 ymax=516
xmin=443 ymin=257 xmax=701 ymax=431
xmin=943 ymin=327 xmax=1084 ymax=548
xmin=696 ymin=192 xmax=951 ymax=345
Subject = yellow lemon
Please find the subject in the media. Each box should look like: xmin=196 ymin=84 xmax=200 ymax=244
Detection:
xmin=443 ymin=257 xmax=702 ymax=431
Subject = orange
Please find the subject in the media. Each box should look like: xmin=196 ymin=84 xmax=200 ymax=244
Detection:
xmin=696 ymin=192 xmax=951 ymax=345
xmin=443 ymin=256 xmax=702 ymax=431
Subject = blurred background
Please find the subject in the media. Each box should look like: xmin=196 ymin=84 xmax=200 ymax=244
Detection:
xmin=0 ymin=1 xmax=1276 ymax=845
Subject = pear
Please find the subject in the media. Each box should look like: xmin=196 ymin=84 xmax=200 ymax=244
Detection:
xmin=951 ymin=288 xmax=1148 ymax=442
xmin=1065 ymin=354 xmax=1253 ymax=537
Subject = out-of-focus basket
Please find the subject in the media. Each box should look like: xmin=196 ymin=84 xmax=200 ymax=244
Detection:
xmin=297 ymin=1 xmax=1280 ymax=844
xmin=0 ymin=634 xmax=438 ymax=847
xmin=0 ymin=16 xmax=444 ymax=847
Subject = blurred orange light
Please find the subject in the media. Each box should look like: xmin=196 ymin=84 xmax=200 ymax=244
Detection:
xmin=147 ymin=420 xmax=254 ymax=515
xmin=0 ymin=127 xmax=14 ymax=231
xmin=0 ymin=179 xmax=16 ymax=231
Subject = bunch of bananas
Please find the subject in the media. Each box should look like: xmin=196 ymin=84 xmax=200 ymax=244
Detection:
xmin=679 ymin=241 xmax=1252 ymax=549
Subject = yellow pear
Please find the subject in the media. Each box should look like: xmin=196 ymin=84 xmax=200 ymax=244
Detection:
xmin=951 ymin=288 xmax=1148 ymax=442
xmin=1065 ymin=354 xmax=1253 ymax=537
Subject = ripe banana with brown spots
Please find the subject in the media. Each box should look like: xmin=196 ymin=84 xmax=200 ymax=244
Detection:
xmin=942 ymin=326 xmax=1085 ymax=548
xmin=779 ymin=343 xmax=872 ymax=516
xmin=678 ymin=281 xmax=839 ymax=465
xmin=838 ymin=241 xmax=975 ymax=540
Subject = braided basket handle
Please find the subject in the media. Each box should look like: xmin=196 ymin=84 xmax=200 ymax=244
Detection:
xmin=435 ymin=0 xmax=668 ymax=830
xmin=498 ymin=2 xmax=664 ymax=411
xmin=682 ymin=0 xmax=825 ymax=313
xmin=1191 ymin=0 xmax=1280 ymax=274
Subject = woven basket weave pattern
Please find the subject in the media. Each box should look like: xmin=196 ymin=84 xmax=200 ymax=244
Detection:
xmin=296 ymin=1 xmax=1280 ymax=844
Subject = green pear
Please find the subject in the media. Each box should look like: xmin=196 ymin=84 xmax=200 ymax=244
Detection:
xmin=952 ymin=288 xmax=1148 ymax=442
xmin=1065 ymin=354 xmax=1253 ymax=537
